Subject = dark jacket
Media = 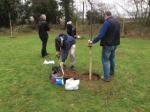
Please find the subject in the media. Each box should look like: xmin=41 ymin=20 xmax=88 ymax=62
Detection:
xmin=55 ymin=34 xmax=75 ymax=62
xmin=38 ymin=20 xmax=49 ymax=39
xmin=55 ymin=34 xmax=75 ymax=52
xmin=92 ymin=17 xmax=120 ymax=46
xmin=67 ymin=24 xmax=73 ymax=36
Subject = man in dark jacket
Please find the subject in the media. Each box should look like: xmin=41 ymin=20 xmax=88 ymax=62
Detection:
xmin=55 ymin=33 xmax=76 ymax=70
xmin=88 ymin=11 xmax=120 ymax=81
xmin=38 ymin=14 xmax=50 ymax=57
xmin=67 ymin=21 xmax=73 ymax=36
xmin=66 ymin=21 xmax=76 ymax=39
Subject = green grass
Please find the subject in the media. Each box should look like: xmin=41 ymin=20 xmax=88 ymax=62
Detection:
xmin=0 ymin=33 xmax=150 ymax=112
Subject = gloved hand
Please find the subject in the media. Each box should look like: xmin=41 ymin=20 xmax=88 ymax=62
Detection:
xmin=88 ymin=40 xmax=93 ymax=47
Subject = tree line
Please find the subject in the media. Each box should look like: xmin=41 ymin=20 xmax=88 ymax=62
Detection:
xmin=0 ymin=0 xmax=74 ymax=27
xmin=0 ymin=0 xmax=110 ymax=28
xmin=117 ymin=0 xmax=150 ymax=26
xmin=1 ymin=0 xmax=150 ymax=28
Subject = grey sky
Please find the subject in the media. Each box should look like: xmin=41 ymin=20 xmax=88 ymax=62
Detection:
xmin=74 ymin=0 xmax=134 ymax=17
xmin=22 ymin=0 xmax=137 ymax=17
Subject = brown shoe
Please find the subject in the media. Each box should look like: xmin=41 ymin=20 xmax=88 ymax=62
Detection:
xmin=70 ymin=65 xmax=75 ymax=71
xmin=101 ymin=76 xmax=110 ymax=82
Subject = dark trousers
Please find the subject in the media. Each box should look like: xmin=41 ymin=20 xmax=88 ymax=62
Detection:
xmin=40 ymin=36 xmax=48 ymax=57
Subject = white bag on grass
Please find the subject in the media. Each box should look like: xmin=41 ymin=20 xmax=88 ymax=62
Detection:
xmin=43 ymin=60 xmax=55 ymax=65
xmin=65 ymin=78 xmax=80 ymax=90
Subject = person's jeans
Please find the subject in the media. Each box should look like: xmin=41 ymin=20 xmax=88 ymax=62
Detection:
xmin=102 ymin=45 xmax=117 ymax=80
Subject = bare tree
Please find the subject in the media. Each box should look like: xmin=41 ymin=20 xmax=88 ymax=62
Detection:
xmin=115 ymin=0 xmax=150 ymax=26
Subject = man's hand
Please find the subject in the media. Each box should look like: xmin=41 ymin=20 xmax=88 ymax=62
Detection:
xmin=88 ymin=40 xmax=93 ymax=47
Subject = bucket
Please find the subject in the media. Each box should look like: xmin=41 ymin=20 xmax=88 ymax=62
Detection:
xmin=56 ymin=77 xmax=64 ymax=86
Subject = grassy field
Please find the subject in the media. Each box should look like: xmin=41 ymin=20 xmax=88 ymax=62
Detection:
xmin=0 ymin=33 xmax=150 ymax=112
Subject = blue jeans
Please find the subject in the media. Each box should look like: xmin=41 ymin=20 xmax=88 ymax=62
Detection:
xmin=102 ymin=46 xmax=117 ymax=80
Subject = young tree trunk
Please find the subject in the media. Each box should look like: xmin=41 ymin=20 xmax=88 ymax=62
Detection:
xmin=88 ymin=0 xmax=93 ymax=80
xmin=82 ymin=1 xmax=85 ymax=24
xmin=121 ymin=17 xmax=125 ymax=37
xmin=146 ymin=12 xmax=150 ymax=25
xmin=133 ymin=0 xmax=139 ymax=21
xmin=8 ymin=12 xmax=13 ymax=38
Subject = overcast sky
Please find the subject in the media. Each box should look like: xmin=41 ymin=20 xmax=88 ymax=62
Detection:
xmin=74 ymin=0 xmax=134 ymax=17
xmin=22 ymin=0 xmax=135 ymax=17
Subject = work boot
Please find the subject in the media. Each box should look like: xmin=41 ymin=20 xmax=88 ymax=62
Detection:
xmin=70 ymin=65 xmax=75 ymax=70
xmin=101 ymin=76 xmax=110 ymax=82
xmin=110 ymin=74 xmax=114 ymax=78
xmin=42 ymin=53 xmax=49 ymax=58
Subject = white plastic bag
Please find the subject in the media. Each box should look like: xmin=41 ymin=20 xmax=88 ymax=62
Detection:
xmin=43 ymin=60 xmax=55 ymax=65
xmin=65 ymin=78 xmax=80 ymax=90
